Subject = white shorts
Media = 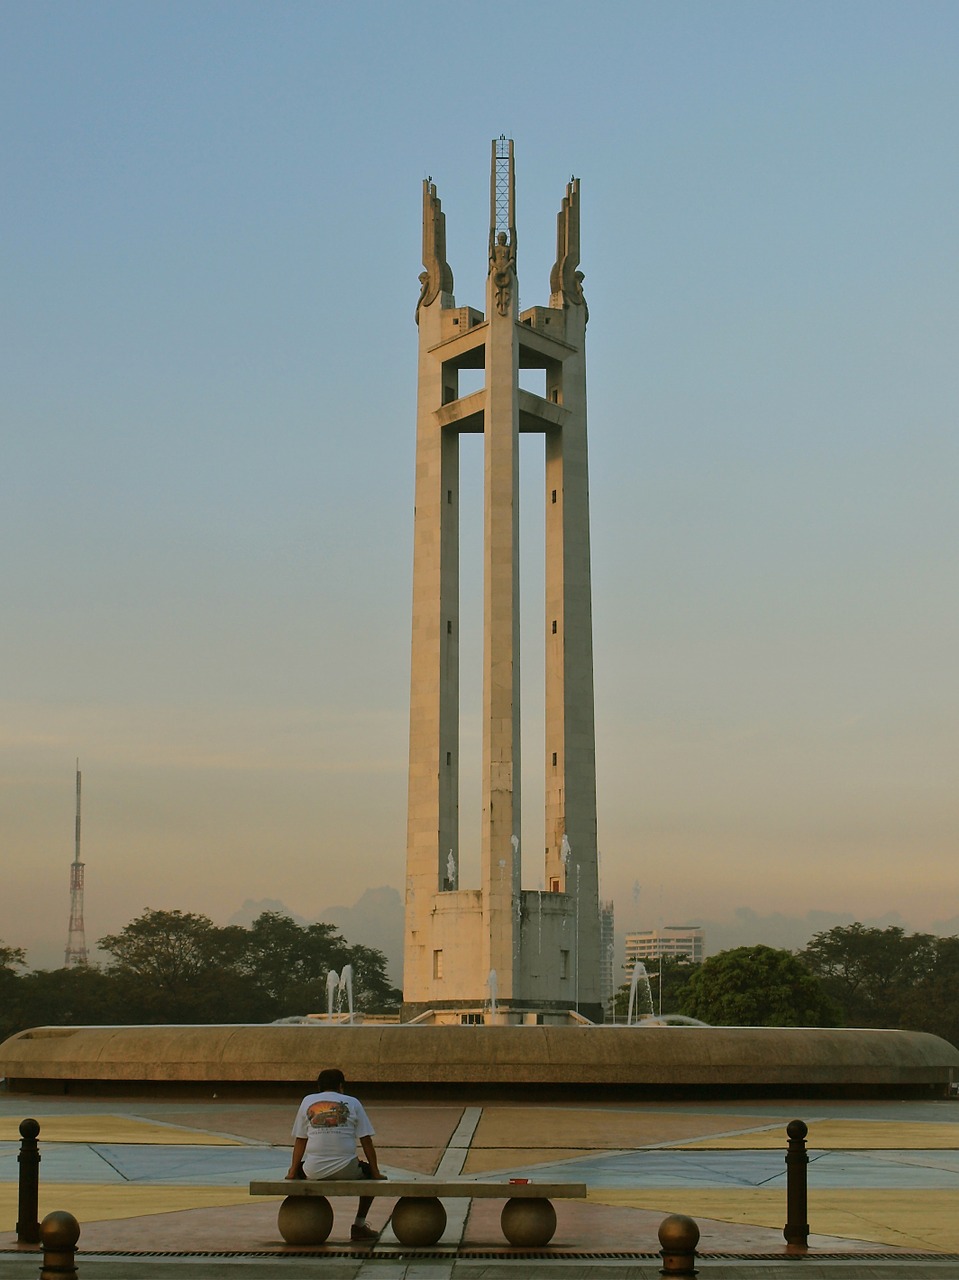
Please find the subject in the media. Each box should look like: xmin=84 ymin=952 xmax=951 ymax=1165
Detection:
xmin=309 ymin=1157 xmax=364 ymax=1180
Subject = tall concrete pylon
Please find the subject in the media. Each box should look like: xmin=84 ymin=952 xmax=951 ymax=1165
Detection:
xmin=403 ymin=139 xmax=601 ymax=1024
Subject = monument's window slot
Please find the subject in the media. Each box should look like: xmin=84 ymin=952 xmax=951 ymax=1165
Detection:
xmin=446 ymin=752 xmax=452 ymax=765
xmin=550 ymin=878 xmax=560 ymax=892
xmin=552 ymin=752 xmax=557 ymax=766
xmin=551 ymin=620 xmax=557 ymax=634
xmin=551 ymin=389 xmax=559 ymax=403
xmin=447 ymin=490 xmax=452 ymax=504
xmin=433 ymin=950 xmax=443 ymax=979
xmin=551 ymin=489 xmax=557 ymax=503
xmin=560 ymin=949 xmax=570 ymax=979
xmin=447 ymin=619 xmax=452 ymax=634
xmin=519 ymin=368 xmax=546 ymax=398
xmin=458 ymin=368 xmax=485 ymax=397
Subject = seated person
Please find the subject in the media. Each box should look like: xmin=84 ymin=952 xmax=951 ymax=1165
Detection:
xmin=287 ymin=1066 xmax=388 ymax=1242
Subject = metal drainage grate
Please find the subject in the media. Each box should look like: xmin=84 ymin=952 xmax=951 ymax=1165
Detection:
xmin=64 ymin=1250 xmax=662 ymax=1261
xmin=7 ymin=1247 xmax=959 ymax=1263
xmin=701 ymin=1252 xmax=959 ymax=1263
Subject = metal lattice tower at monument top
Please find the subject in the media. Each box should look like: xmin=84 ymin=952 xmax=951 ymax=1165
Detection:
xmin=64 ymin=761 xmax=88 ymax=968
xmin=491 ymin=136 xmax=514 ymax=239
xmin=405 ymin=140 xmax=600 ymax=1024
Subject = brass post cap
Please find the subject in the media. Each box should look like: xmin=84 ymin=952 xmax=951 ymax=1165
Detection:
xmin=40 ymin=1211 xmax=80 ymax=1249
xmin=658 ymin=1212 xmax=700 ymax=1251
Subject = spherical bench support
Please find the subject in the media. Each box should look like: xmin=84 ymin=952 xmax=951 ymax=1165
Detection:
xmin=501 ymin=1196 xmax=557 ymax=1246
xmin=390 ymin=1195 xmax=446 ymax=1245
xmin=277 ymin=1194 xmax=333 ymax=1245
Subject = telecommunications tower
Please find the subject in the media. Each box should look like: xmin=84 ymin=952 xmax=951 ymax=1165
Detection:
xmin=64 ymin=760 xmax=88 ymax=967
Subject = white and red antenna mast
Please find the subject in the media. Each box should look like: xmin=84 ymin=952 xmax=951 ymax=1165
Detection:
xmin=64 ymin=760 xmax=88 ymax=967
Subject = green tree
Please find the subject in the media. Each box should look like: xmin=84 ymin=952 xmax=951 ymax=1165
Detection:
xmin=681 ymin=945 xmax=840 ymax=1027
xmin=98 ymin=909 xmax=251 ymax=1022
xmin=0 ymin=942 xmax=26 ymax=971
xmin=96 ymin=908 xmax=402 ymax=1023
xmin=800 ymin=924 xmax=938 ymax=1027
xmin=342 ymin=942 xmax=403 ymax=1015
xmin=9 ymin=965 xmax=128 ymax=1032
xmin=1 ymin=908 xmax=402 ymax=1033
xmin=896 ymin=936 xmax=959 ymax=1048
xmin=239 ymin=912 xmax=347 ymax=1009
xmin=0 ymin=941 xmax=26 ymax=1040
xmin=238 ymin=912 xmax=401 ymax=1016
xmin=802 ymin=924 xmax=959 ymax=1045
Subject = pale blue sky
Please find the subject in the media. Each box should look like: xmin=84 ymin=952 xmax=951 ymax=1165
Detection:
xmin=2 ymin=1 xmax=957 ymax=969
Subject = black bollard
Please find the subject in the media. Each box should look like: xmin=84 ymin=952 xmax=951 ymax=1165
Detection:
xmin=39 ymin=1210 xmax=80 ymax=1280
xmin=658 ymin=1213 xmax=699 ymax=1276
xmin=17 ymin=1118 xmax=41 ymax=1245
xmin=783 ymin=1118 xmax=809 ymax=1250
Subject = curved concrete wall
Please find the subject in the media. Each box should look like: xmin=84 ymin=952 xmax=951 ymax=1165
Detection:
xmin=1 ymin=1023 xmax=956 ymax=1092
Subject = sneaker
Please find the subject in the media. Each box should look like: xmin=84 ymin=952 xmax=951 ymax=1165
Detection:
xmin=350 ymin=1222 xmax=380 ymax=1243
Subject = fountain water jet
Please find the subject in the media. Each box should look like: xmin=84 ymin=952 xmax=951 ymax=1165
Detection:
xmin=629 ymin=1013 xmax=710 ymax=1027
xmin=340 ymin=964 xmax=354 ymax=1023
xmin=326 ymin=971 xmax=340 ymax=1021
xmin=626 ymin=961 xmax=653 ymax=1026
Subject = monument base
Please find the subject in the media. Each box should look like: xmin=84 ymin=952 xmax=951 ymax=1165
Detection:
xmin=401 ymin=999 xmax=604 ymax=1026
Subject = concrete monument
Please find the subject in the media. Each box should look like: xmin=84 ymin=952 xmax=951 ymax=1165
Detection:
xmin=403 ymin=139 xmax=601 ymax=1023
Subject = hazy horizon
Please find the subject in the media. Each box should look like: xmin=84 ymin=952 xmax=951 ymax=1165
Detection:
xmin=17 ymin=882 xmax=959 ymax=981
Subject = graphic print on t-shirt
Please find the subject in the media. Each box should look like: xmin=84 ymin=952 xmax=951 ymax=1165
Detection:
xmin=307 ymin=1100 xmax=351 ymax=1129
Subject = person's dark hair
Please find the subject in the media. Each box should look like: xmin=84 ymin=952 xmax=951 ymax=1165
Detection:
xmin=317 ymin=1068 xmax=345 ymax=1092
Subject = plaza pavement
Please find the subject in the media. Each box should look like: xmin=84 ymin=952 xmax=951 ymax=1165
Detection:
xmin=1 ymin=1091 xmax=958 ymax=1278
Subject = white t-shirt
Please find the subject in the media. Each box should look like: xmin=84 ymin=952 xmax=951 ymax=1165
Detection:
xmin=291 ymin=1090 xmax=375 ymax=1179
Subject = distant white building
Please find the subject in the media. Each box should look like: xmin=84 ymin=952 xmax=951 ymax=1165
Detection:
xmin=625 ymin=924 xmax=704 ymax=966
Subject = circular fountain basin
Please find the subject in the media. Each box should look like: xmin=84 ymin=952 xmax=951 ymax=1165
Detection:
xmin=1 ymin=1022 xmax=956 ymax=1096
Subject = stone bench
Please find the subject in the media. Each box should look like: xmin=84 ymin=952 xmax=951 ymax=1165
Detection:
xmin=249 ymin=1177 xmax=587 ymax=1247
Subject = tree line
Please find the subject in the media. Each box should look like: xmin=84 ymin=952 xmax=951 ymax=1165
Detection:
xmin=3 ymin=918 xmax=956 ymax=1047
xmin=612 ymin=923 xmax=959 ymax=1048
xmin=0 ymin=909 xmax=402 ymax=1042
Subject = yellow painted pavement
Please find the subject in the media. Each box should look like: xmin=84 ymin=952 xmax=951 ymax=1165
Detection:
xmin=587 ymin=1187 xmax=959 ymax=1254
xmin=1 ymin=1116 xmax=241 ymax=1145
xmin=464 ymin=1109 xmax=959 ymax=1171
xmin=679 ymin=1119 xmax=959 ymax=1149
xmin=469 ymin=1107 xmax=784 ymax=1153
xmin=0 ymin=1184 xmax=251 ymax=1224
